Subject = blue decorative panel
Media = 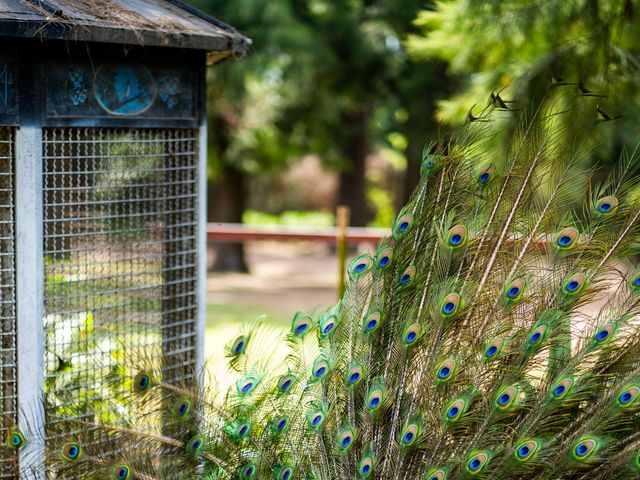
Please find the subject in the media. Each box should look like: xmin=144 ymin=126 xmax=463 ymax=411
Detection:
xmin=0 ymin=62 xmax=18 ymax=123
xmin=44 ymin=59 xmax=197 ymax=125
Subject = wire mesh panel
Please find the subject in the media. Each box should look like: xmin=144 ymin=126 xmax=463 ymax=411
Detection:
xmin=0 ymin=127 xmax=17 ymax=479
xmin=42 ymin=128 xmax=199 ymax=434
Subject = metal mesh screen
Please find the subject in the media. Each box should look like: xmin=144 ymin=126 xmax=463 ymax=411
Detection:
xmin=0 ymin=127 xmax=17 ymax=479
xmin=42 ymin=128 xmax=199 ymax=433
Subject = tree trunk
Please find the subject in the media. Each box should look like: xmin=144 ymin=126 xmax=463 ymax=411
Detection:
xmin=400 ymin=136 xmax=424 ymax=207
xmin=338 ymin=109 xmax=371 ymax=227
xmin=209 ymin=163 xmax=249 ymax=273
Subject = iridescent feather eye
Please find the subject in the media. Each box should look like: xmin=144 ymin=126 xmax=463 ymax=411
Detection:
xmin=319 ymin=313 xmax=339 ymax=338
xmin=133 ymin=371 xmax=152 ymax=393
xmin=346 ymin=364 xmax=365 ymax=387
xmin=440 ymin=293 xmax=461 ymax=318
xmin=291 ymin=312 xmax=313 ymax=337
xmin=375 ymin=246 xmax=394 ymax=270
xmin=630 ymin=270 xmax=640 ymax=292
xmin=349 ymin=254 xmax=373 ymax=277
xmin=503 ymin=278 xmax=526 ymax=303
xmin=365 ymin=384 xmax=386 ymax=414
xmin=277 ymin=374 xmax=295 ymax=394
xmin=307 ymin=410 xmax=325 ymax=429
xmin=6 ymin=429 xmax=25 ymax=449
xmin=466 ymin=451 xmax=491 ymax=474
xmin=311 ymin=357 xmax=330 ymax=381
xmin=421 ymin=153 xmax=442 ymax=176
xmin=555 ymin=227 xmax=579 ymax=250
xmin=445 ymin=398 xmax=466 ymax=423
xmin=230 ymin=335 xmax=247 ymax=355
xmin=111 ymin=464 xmax=130 ymax=480
xmin=495 ymin=386 xmax=518 ymax=409
xmin=527 ymin=324 xmax=547 ymax=348
xmin=402 ymin=322 xmax=421 ymax=347
xmin=271 ymin=416 xmax=289 ymax=434
xmin=234 ymin=420 xmax=252 ymax=439
xmin=275 ymin=465 xmax=294 ymax=480
xmin=170 ymin=398 xmax=191 ymax=418
xmin=61 ymin=441 xmax=82 ymax=462
xmin=572 ymin=436 xmax=600 ymax=462
xmin=393 ymin=212 xmax=414 ymax=237
xmin=362 ymin=310 xmax=382 ymax=334
xmin=399 ymin=265 xmax=416 ymax=287
xmin=337 ymin=426 xmax=357 ymax=451
xmin=426 ymin=468 xmax=448 ymax=480
xmin=549 ymin=378 xmax=574 ymax=400
xmin=594 ymin=195 xmax=618 ymax=217
xmin=184 ymin=434 xmax=204 ymax=455
xmin=616 ymin=385 xmax=640 ymax=409
xmin=400 ymin=423 xmax=420 ymax=447
xmin=435 ymin=358 xmax=457 ymax=382
xmin=358 ymin=453 xmax=375 ymax=478
xmin=478 ymin=165 xmax=495 ymax=185
xmin=593 ymin=323 xmax=616 ymax=345
xmin=446 ymin=225 xmax=468 ymax=249
xmin=563 ymin=273 xmax=587 ymax=296
xmin=484 ymin=337 xmax=504 ymax=360
xmin=239 ymin=463 xmax=256 ymax=479
xmin=514 ymin=439 xmax=541 ymax=462
xmin=236 ymin=375 xmax=260 ymax=396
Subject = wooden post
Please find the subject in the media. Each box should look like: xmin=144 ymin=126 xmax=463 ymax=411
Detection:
xmin=336 ymin=205 xmax=350 ymax=299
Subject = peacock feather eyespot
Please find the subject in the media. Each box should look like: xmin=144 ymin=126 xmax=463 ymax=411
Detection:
xmin=170 ymin=397 xmax=191 ymax=418
xmin=399 ymin=423 xmax=420 ymax=448
xmin=401 ymin=322 xmax=421 ymax=348
xmin=572 ymin=436 xmax=601 ymax=462
xmin=319 ymin=312 xmax=339 ymax=338
xmin=514 ymin=439 xmax=542 ymax=462
xmin=466 ymin=451 xmax=491 ymax=475
xmin=563 ymin=273 xmax=587 ymax=296
xmin=634 ymin=450 xmax=640 ymax=470
xmin=527 ymin=324 xmax=547 ymax=348
xmin=366 ymin=385 xmax=386 ymax=414
xmin=337 ymin=426 xmax=357 ymax=451
xmin=111 ymin=464 xmax=130 ymax=480
xmin=631 ymin=273 xmax=640 ymax=291
xmin=307 ymin=410 xmax=325 ymax=430
xmin=358 ymin=452 xmax=375 ymax=478
xmin=291 ymin=312 xmax=314 ymax=337
xmin=275 ymin=465 xmax=294 ymax=480
xmin=592 ymin=323 xmax=616 ymax=345
xmin=271 ymin=416 xmax=289 ymax=434
xmin=484 ymin=337 xmax=504 ymax=361
xmin=435 ymin=358 xmax=457 ymax=382
xmin=362 ymin=310 xmax=382 ymax=335
xmin=554 ymin=227 xmax=579 ymax=250
xmin=311 ymin=356 xmax=330 ymax=381
xmin=393 ymin=211 xmax=415 ymax=237
xmin=446 ymin=225 xmax=468 ymax=249
xmin=593 ymin=195 xmax=618 ymax=217
xmin=444 ymin=398 xmax=466 ymax=423
xmin=133 ymin=371 xmax=153 ymax=393
xmin=495 ymin=386 xmax=518 ymax=410
xmin=6 ymin=429 xmax=25 ymax=449
xmin=60 ymin=441 xmax=82 ymax=462
xmin=503 ymin=278 xmax=526 ymax=303
xmin=234 ymin=420 xmax=252 ymax=439
xmin=426 ymin=468 xmax=448 ymax=480
xmin=549 ymin=378 xmax=574 ymax=400
xmin=184 ymin=434 xmax=204 ymax=455
xmin=349 ymin=254 xmax=373 ymax=278
xmin=239 ymin=463 xmax=256 ymax=479
xmin=277 ymin=374 xmax=296 ymax=394
xmin=440 ymin=293 xmax=461 ymax=318
xmin=421 ymin=153 xmax=443 ymax=176
xmin=236 ymin=375 xmax=260 ymax=396
xmin=346 ymin=363 xmax=365 ymax=387
xmin=478 ymin=164 xmax=495 ymax=186
xmin=615 ymin=385 xmax=640 ymax=409
xmin=375 ymin=246 xmax=394 ymax=270
xmin=230 ymin=335 xmax=247 ymax=355
xmin=399 ymin=265 xmax=416 ymax=288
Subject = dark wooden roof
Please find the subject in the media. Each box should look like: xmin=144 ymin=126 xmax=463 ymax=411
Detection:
xmin=0 ymin=0 xmax=250 ymax=54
